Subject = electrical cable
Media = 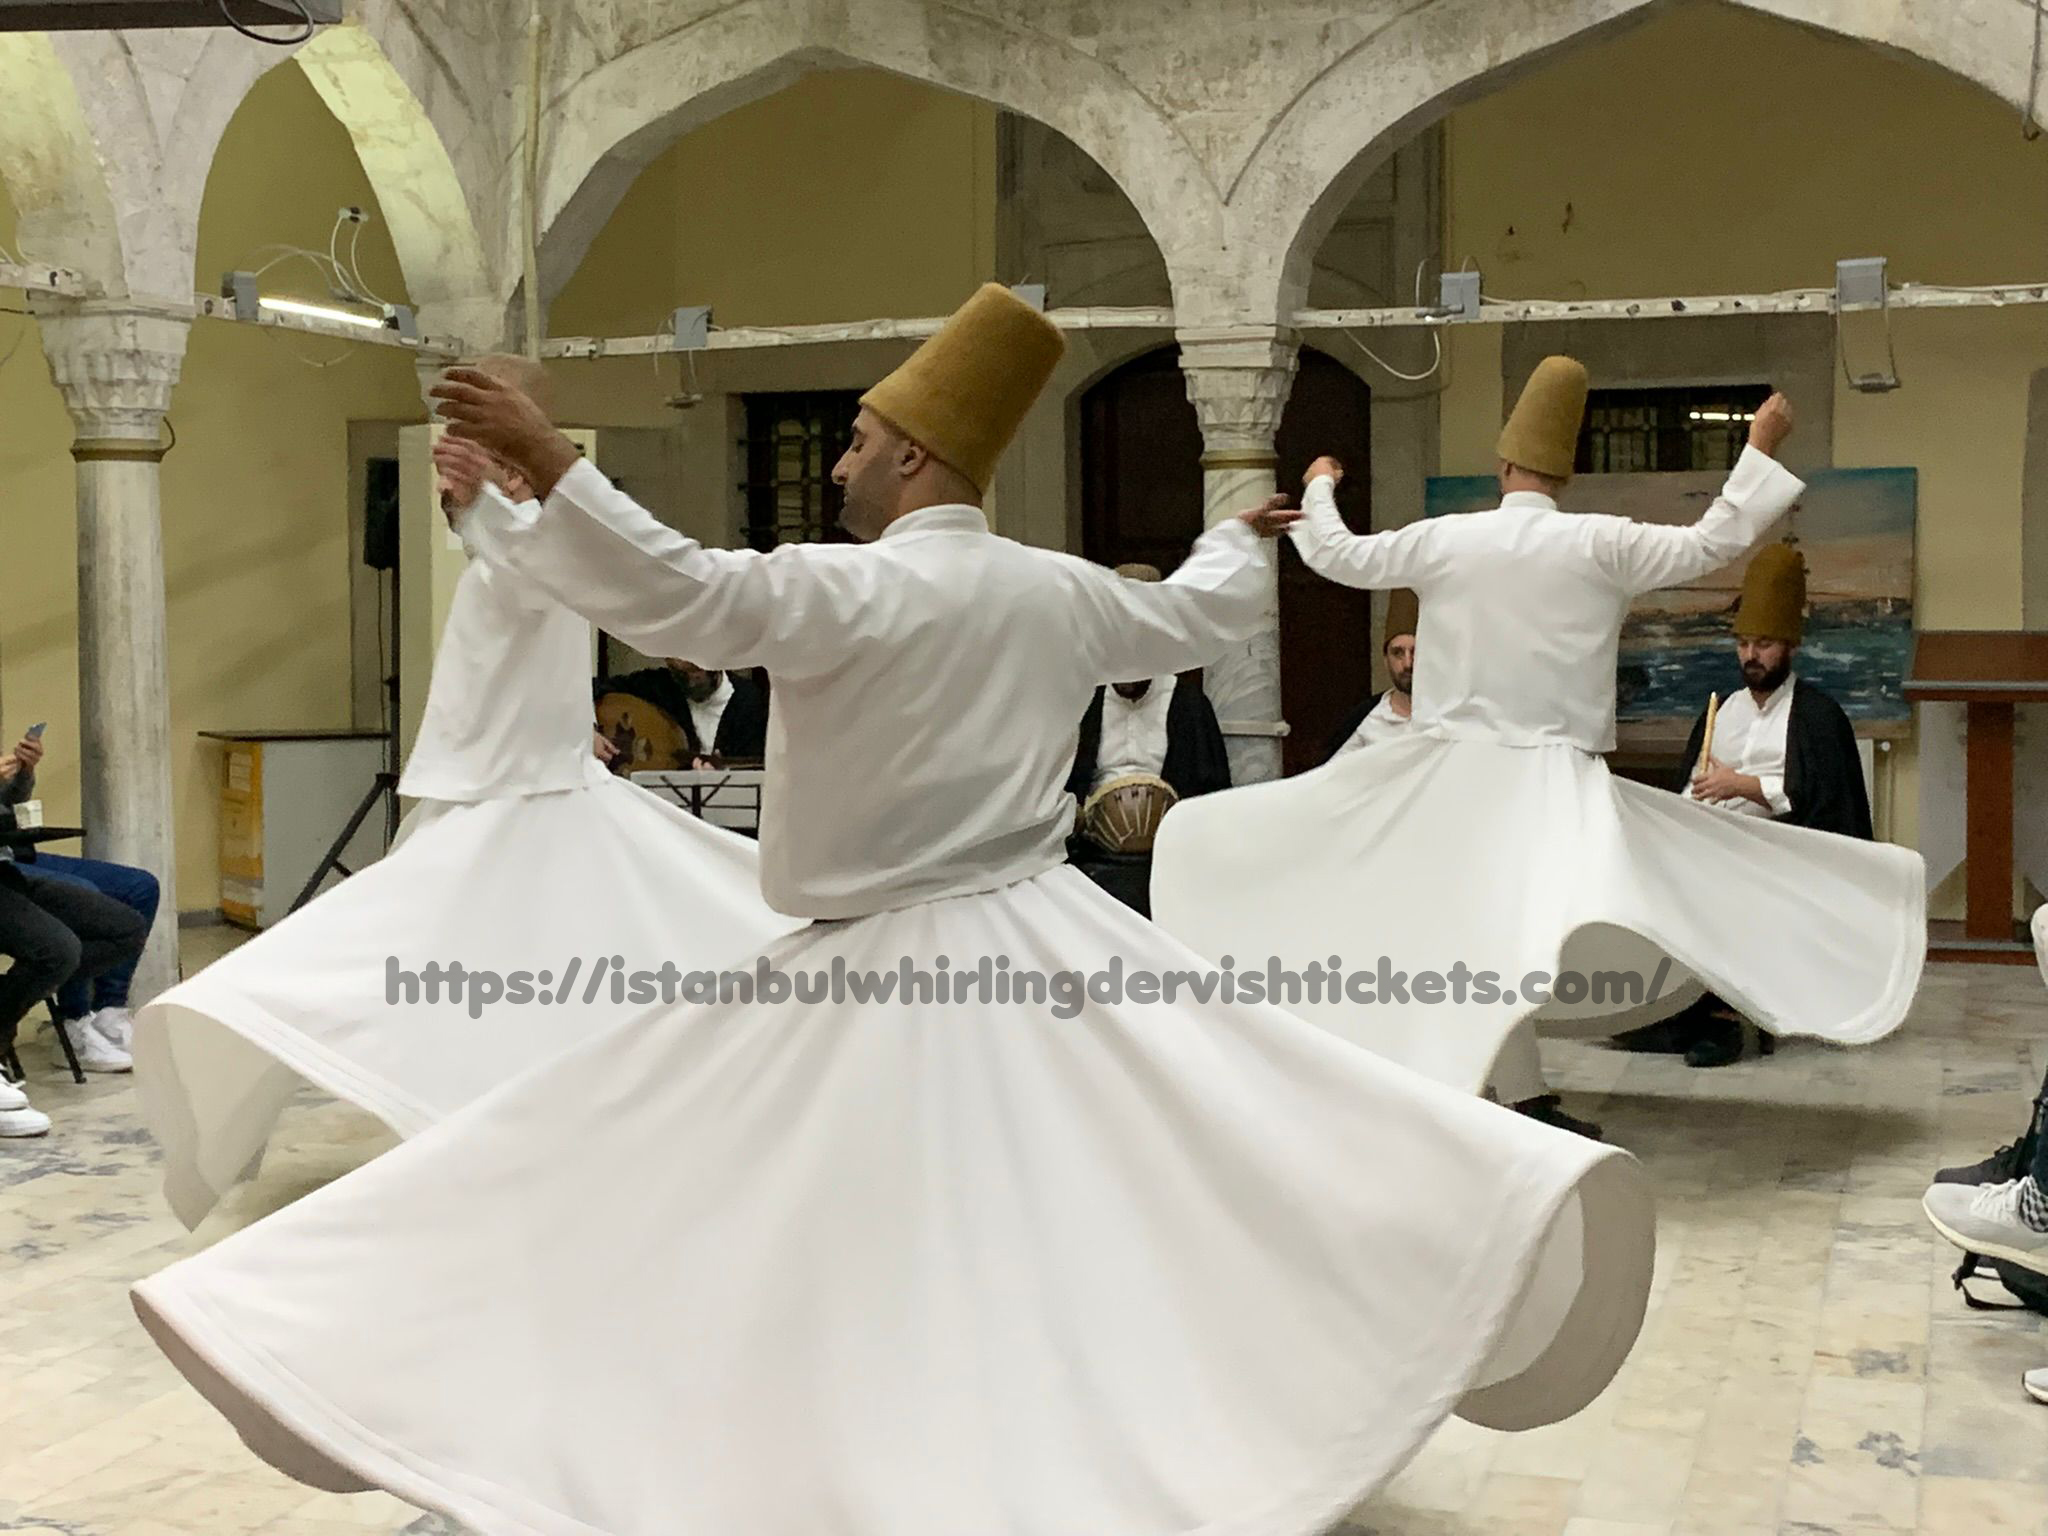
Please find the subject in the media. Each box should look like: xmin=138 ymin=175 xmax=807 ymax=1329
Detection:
xmin=2027 ymin=0 xmax=2044 ymax=141
xmin=1339 ymin=325 xmax=1444 ymax=383
xmin=1334 ymin=255 xmax=1448 ymax=392
xmin=338 ymin=214 xmax=391 ymax=308
xmin=217 ymin=0 xmax=315 ymax=45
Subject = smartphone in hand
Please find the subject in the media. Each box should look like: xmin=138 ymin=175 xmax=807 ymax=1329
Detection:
xmin=26 ymin=723 xmax=46 ymax=740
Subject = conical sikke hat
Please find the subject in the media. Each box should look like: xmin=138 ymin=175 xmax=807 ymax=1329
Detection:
xmin=861 ymin=284 xmax=1065 ymax=493
xmin=1384 ymin=587 xmax=1419 ymax=647
xmin=1497 ymin=356 xmax=1589 ymax=480
xmin=1734 ymin=543 xmax=1806 ymax=643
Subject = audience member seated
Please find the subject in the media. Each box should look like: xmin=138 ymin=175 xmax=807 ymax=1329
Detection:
xmin=21 ymin=850 xmax=159 ymax=1057
xmin=0 ymin=728 xmax=151 ymax=1134
xmin=1923 ymin=903 xmax=2048 ymax=1404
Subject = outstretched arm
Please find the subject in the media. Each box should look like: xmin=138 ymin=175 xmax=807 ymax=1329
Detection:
xmin=1598 ymin=393 xmax=1805 ymax=594
xmin=1074 ymin=499 xmax=1297 ymax=683
xmin=1288 ymin=457 xmax=1446 ymax=589
xmin=441 ymin=443 xmax=841 ymax=677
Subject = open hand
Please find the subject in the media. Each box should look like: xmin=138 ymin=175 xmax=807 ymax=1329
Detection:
xmin=1305 ymin=455 xmax=1344 ymax=487
xmin=1238 ymin=494 xmax=1301 ymax=539
xmin=431 ymin=367 xmax=580 ymax=497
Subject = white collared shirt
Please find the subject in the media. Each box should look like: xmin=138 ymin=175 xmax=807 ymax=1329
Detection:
xmin=461 ymin=461 xmax=1268 ymax=919
xmin=1092 ymin=678 xmax=1175 ymax=792
xmin=1333 ymin=692 xmax=1413 ymax=758
xmin=1288 ymin=446 xmax=1805 ymax=753
xmin=1685 ymin=676 xmax=1796 ymax=819
xmin=688 ymin=673 xmax=734 ymax=753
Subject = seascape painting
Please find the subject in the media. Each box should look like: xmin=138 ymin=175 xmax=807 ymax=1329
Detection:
xmin=1424 ymin=467 xmax=1916 ymax=736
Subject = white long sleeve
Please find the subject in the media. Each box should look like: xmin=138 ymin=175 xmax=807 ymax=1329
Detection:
xmin=1071 ymin=519 xmax=1270 ymax=684
xmin=1287 ymin=476 xmax=1446 ymax=590
xmin=459 ymin=459 xmax=859 ymax=678
xmin=454 ymin=496 xmax=554 ymax=615
xmin=1594 ymin=445 xmax=1805 ymax=595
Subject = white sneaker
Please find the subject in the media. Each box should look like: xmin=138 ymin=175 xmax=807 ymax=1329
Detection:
xmin=91 ymin=1007 xmax=133 ymax=1052
xmin=0 ymin=1080 xmax=50 ymax=1136
xmin=2027 ymin=1369 xmax=2048 ymax=1406
xmin=59 ymin=1017 xmax=131 ymax=1074
xmin=1923 ymin=1178 xmax=2048 ymax=1277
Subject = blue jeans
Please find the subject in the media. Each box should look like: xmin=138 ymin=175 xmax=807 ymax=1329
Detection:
xmin=25 ymin=853 xmax=159 ymax=1017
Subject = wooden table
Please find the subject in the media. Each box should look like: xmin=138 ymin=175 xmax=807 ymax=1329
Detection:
xmin=1903 ymin=632 xmax=2048 ymax=963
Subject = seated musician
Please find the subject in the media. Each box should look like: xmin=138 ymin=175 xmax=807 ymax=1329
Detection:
xmin=1320 ymin=588 xmax=1418 ymax=764
xmin=593 ymin=659 xmax=770 ymax=772
xmin=1620 ymin=543 xmax=1872 ymax=1068
xmin=1064 ymin=562 xmax=1231 ymax=917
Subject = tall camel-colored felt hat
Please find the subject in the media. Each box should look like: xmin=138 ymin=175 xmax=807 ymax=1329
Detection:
xmin=1497 ymin=356 xmax=1589 ymax=480
xmin=861 ymin=284 xmax=1066 ymax=493
xmin=1734 ymin=543 xmax=1806 ymax=643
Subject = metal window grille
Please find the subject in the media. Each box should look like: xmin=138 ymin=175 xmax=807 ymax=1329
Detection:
xmin=740 ymin=392 xmax=861 ymax=549
xmin=1577 ymin=384 xmax=1772 ymax=475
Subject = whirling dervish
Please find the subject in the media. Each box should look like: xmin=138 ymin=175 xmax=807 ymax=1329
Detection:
xmin=133 ymin=356 xmax=796 ymax=1227
xmin=1153 ymin=360 xmax=1925 ymax=1108
xmin=129 ymin=292 xmax=1654 ymax=1536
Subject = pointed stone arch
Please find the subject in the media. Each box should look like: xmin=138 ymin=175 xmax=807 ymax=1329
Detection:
xmin=1232 ymin=0 xmax=2044 ymax=324
xmin=525 ymin=1 xmax=1211 ymax=322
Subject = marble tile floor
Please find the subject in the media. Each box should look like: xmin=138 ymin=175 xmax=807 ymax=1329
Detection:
xmin=2 ymin=934 xmax=2045 ymax=1535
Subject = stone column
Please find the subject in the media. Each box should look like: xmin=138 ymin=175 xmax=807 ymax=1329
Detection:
xmin=38 ymin=301 xmax=191 ymax=1004
xmin=1178 ymin=327 xmax=1298 ymax=785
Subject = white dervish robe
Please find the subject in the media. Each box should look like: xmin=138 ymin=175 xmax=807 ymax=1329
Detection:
xmin=1153 ymin=448 xmax=1926 ymax=1094
xmin=133 ymin=461 xmax=1655 ymax=1536
xmin=133 ymin=518 xmax=795 ymax=1227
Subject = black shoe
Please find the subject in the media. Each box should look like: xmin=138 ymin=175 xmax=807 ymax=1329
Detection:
xmin=1935 ymin=1139 xmax=2033 ymax=1186
xmin=1684 ymin=1019 xmax=1745 ymax=1069
xmin=1514 ymin=1094 xmax=1604 ymax=1141
xmin=1610 ymin=1019 xmax=1690 ymax=1054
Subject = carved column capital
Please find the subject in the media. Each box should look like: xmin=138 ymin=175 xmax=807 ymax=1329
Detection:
xmin=1176 ymin=328 xmax=1299 ymax=468
xmin=36 ymin=300 xmax=191 ymax=458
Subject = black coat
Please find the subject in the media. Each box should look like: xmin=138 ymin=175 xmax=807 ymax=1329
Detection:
xmin=1320 ymin=691 xmax=1383 ymax=767
xmin=595 ymin=668 xmax=771 ymax=761
xmin=1066 ymin=674 xmax=1231 ymax=805
xmin=1675 ymin=678 xmax=1872 ymax=839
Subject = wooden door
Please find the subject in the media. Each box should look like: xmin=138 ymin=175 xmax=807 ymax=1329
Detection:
xmin=1080 ymin=347 xmax=1374 ymax=775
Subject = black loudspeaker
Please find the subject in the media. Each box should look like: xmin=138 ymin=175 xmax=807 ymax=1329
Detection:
xmin=362 ymin=456 xmax=400 ymax=571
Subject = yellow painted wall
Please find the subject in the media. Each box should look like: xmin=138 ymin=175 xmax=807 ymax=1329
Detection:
xmin=0 ymin=62 xmax=423 ymax=915
xmin=544 ymin=67 xmax=997 ymax=552
xmin=550 ymin=69 xmax=999 ymax=338
xmin=1 ymin=65 xmax=996 ymax=915
xmin=1440 ymin=2 xmax=2048 ymax=857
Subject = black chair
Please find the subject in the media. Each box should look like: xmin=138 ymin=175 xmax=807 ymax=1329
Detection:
xmin=0 ymin=997 xmax=86 ymax=1086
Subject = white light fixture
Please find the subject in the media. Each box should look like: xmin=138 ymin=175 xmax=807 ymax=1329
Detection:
xmin=259 ymin=295 xmax=386 ymax=330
